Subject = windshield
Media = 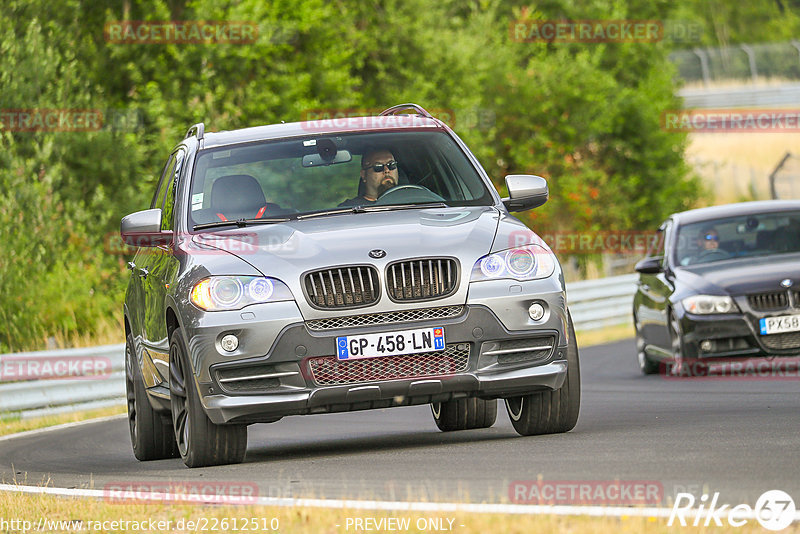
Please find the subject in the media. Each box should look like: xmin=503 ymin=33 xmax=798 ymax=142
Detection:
xmin=188 ymin=131 xmax=493 ymax=230
xmin=675 ymin=210 xmax=800 ymax=266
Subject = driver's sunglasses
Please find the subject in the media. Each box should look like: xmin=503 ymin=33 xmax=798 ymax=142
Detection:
xmin=364 ymin=160 xmax=398 ymax=173
xmin=703 ymin=234 xmax=719 ymax=241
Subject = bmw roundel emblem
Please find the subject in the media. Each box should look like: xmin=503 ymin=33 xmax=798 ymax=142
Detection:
xmin=781 ymin=279 xmax=793 ymax=288
xmin=369 ymin=249 xmax=387 ymax=259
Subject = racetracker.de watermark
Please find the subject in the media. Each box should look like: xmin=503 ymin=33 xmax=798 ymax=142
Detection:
xmin=104 ymin=21 xmax=258 ymax=44
xmin=0 ymin=355 xmax=112 ymax=381
xmin=509 ymin=480 xmax=663 ymax=505
xmin=662 ymin=358 xmax=800 ymax=380
xmin=103 ymin=481 xmax=262 ymax=504
xmin=0 ymin=108 xmax=143 ymax=132
xmin=510 ymin=19 xmax=663 ymax=43
xmin=300 ymin=107 xmax=496 ymax=132
xmin=509 ymin=230 xmax=662 ymax=255
xmin=662 ymin=109 xmax=800 ymax=133
xmin=105 ymin=231 xmax=297 ymax=256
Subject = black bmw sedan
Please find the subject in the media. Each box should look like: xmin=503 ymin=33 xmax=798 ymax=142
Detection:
xmin=633 ymin=200 xmax=800 ymax=376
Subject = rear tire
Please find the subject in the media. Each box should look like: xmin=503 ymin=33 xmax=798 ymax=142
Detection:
xmin=169 ymin=328 xmax=247 ymax=467
xmin=431 ymin=398 xmax=498 ymax=431
xmin=505 ymin=312 xmax=581 ymax=436
xmin=125 ymin=333 xmax=179 ymax=461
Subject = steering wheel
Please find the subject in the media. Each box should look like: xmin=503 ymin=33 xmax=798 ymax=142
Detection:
xmin=374 ymin=184 xmax=445 ymax=205
xmin=693 ymin=248 xmax=731 ymax=263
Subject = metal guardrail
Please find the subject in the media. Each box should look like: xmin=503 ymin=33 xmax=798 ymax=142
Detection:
xmin=677 ymin=82 xmax=800 ymax=109
xmin=0 ymin=274 xmax=638 ymax=419
xmin=566 ymin=274 xmax=637 ymax=331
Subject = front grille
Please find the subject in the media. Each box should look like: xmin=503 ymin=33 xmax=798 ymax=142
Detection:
xmin=306 ymin=306 xmax=464 ymax=331
xmin=760 ymin=332 xmax=800 ymax=350
xmin=749 ymin=292 xmax=789 ymax=311
xmin=307 ymin=343 xmax=470 ymax=386
xmin=386 ymin=258 xmax=458 ymax=302
xmin=483 ymin=336 xmax=556 ymax=365
xmin=304 ymin=266 xmax=380 ymax=309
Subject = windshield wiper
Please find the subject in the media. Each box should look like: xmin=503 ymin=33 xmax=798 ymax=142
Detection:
xmin=360 ymin=202 xmax=448 ymax=212
xmin=296 ymin=207 xmax=366 ymax=220
xmin=193 ymin=217 xmax=292 ymax=231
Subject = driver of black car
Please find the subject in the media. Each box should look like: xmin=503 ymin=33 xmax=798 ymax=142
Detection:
xmin=683 ymin=225 xmax=730 ymax=265
xmin=338 ymin=148 xmax=399 ymax=207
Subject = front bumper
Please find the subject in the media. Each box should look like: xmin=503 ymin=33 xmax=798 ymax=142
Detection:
xmin=194 ymin=303 xmax=569 ymax=425
xmin=679 ymin=312 xmax=800 ymax=360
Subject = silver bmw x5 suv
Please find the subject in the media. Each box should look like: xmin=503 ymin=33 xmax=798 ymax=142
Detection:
xmin=121 ymin=104 xmax=580 ymax=467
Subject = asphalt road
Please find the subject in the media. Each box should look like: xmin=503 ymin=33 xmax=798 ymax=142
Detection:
xmin=2 ymin=339 xmax=799 ymax=507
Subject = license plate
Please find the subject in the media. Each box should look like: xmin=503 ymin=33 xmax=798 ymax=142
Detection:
xmin=335 ymin=327 xmax=445 ymax=360
xmin=759 ymin=314 xmax=800 ymax=335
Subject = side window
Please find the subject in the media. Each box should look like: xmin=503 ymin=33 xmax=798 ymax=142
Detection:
xmin=160 ymin=148 xmax=185 ymax=231
xmin=151 ymin=155 xmax=175 ymax=209
xmin=658 ymin=221 xmax=673 ymax=266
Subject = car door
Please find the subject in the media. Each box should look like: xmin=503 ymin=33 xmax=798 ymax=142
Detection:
xmin=141 ymin=149 xmax=183 ymax=387
xmin=127 ymin=154 xmax=173 ymax=358
xmin=636 ymin=220 xmax=676 ymax=351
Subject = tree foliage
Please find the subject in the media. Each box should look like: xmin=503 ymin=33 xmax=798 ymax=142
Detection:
xmin=4 ymin=0 xmax=773 ymax=350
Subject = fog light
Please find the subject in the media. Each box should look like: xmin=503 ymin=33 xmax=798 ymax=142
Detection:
xmin=220 ymin=334 xmax=239 ymax=352
xmin=700 ymin=340 xmax=713 ymax=352
xmin=528 ymin=302 xmax=545 ymax=321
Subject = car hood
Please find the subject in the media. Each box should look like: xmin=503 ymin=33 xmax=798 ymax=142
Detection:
xmin=193 ymin=206 xmax=501 ymax=317
xmin=677 ymin=252 xmax=800 ymax=296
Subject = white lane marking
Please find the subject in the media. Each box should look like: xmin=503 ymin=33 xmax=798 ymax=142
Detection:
xmin=5 ymin=483 xmax=799 ymax=521
xmin=0 ymin=414 xmax=126 ymax=443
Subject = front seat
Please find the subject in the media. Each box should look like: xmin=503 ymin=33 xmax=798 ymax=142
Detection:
xmin=210 ymin=174 xmax=272 ymax=221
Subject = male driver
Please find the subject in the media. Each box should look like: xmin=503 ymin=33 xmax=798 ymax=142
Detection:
xmin=339 ymin=148 xmax=399 ymax=206
xmin=682 ymin=225 xmax=725 ymax=265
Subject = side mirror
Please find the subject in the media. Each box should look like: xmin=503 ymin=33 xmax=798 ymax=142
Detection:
xmin=502 ymin=175 xmax=548 ymax=212
xmin=635 ymin=256 xmax=664 ymax=274
xmin=120 ymin=209 xmax=173 ymax=247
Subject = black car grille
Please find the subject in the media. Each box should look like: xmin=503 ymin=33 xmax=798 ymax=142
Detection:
xmin=307 ymin=343 xmax=470 ymax=386
xmin=304 ymin=266 xmax=380 ymax=309
xmin=386 ymin=258 xmax=458 ymax=302
xmin=760 ymin=332 xmax=800 ymax=350
xmin=748 ymin=292 xmax=789 ymax=311
xmin=306 ymin=306 xmax=464 ymax=331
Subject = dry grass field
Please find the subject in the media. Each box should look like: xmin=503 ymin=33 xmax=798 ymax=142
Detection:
xmin=687 ymin=132 xmax=800 ymax=204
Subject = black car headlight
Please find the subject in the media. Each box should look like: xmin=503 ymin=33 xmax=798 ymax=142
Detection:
xmin=682 ymin=295 xmax=739 ymax=314
xmin=190 ymin=276 xmax=293 ymax=311
xmin=470 ymin=244 xmax=556 ymax=282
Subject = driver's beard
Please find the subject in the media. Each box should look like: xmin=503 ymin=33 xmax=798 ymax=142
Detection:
xmin=377 ymin=179 xmax=395 ymax=196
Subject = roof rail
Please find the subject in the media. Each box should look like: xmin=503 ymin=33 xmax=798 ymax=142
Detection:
xmin=379 ymin=103 xmax=434 ymax=119
xmin=185 ymin=122 xmax=205 ymax=140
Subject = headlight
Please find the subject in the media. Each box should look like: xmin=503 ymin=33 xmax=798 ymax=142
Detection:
xmin=682 ymin=295 xmax=739 ymax=315
xmin=190 ymin=276 xmax=293 ymax=311
xmin=470 ymin=244 xmax=556 ymax=282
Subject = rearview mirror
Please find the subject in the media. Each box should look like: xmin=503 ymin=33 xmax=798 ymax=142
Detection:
xmin=120 ymin=209 xmax=173 ymax=247
xmin=502 ymin=175 xmax=548 ymax=212
xmin=635 ymin=256 xmax=663 ymax=274
xmin=302 ymin=150 xmax=352 ymax=167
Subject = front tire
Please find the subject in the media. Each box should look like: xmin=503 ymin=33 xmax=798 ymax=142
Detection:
xmin=169 ymin=328 xmax=247 ymax=467
xmin=668 ymin=311 xmax=707 ymax=377
xmin=431 ymin=398 xmax=497 ymax=431
xmin=635 ymin=316 xmax=659 ymax=375
xmin=125 ymin=333 xmax=179 ymax=461
xmin=504 ymin=312 xmax=581 ymax=436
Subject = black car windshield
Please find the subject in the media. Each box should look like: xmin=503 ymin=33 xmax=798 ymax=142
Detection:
xmin=675 ymin=210 xmax=800 ymax=266
xmin=188 ymin=131 xmax=493 ymax=230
